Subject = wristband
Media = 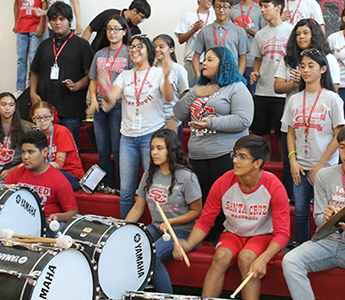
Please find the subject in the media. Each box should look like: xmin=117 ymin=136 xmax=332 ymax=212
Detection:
xmin=288 ymin=150 xmax=297 ymax=159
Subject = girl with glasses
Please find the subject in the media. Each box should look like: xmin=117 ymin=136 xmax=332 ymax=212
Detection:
xmin=99 ymin=34 xmax=174 ymax=218
xmin=274 ymin=18 xmax=340 ymax=206
xmin=87 ymin=15 xmax=132 ymax=190
xmin=126 ymin=129 xmax=202 ymax=293
xmin=31 ymin=101 xmax=84 ymax=190
xmin=281 ymin=50 xmax=345 ymax=243
xmin=0 ymin=92 xmax=31 ymax=182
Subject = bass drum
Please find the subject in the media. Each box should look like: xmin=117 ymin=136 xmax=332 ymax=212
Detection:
xmin=0 ymin=243 xmax=96 ymax=300
xmin=0 ymin=186 xmax=45 ymax=237
xmin=62 ymin=214 xmax=155 ymax=299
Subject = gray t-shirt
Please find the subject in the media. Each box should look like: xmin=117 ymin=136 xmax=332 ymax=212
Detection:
xmin=229 ymin=2 xmax=267 ymax=67
xmin=314 ymin=164 xmax=345 ymax=242
xmin=0 ymin=121 xmax=31 ymax=171
xmin=137 ymin=168 xmax=202 ymax=232
xmin=174 ymin=82 xmax=254 ymax=160
xmin=192 ymin=20 xmax=249 ymax=65
xmin=89 ymin=45 xmax=133 ymax=104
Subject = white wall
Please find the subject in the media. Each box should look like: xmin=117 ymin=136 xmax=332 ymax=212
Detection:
xmin=0 ymin=0 xmax=197 ymax=93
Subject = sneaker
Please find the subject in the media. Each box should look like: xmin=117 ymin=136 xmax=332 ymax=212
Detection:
xmin=13 ymin=90 xmax=23 ymax=98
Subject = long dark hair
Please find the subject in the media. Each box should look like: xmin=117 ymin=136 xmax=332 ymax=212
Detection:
xmin=340 ymin=8 xmax=345 ymax=30
xmin=0 ymin=92 xmax=25 ymax=148
xmin=153 ymin=34 xmax=177 ymax=63
xmin=145 ymin=129 xmax=192 ymax=196
xmin=95 ymin=15 xmax=131 ymax=52
xmin=299 ymin=51 xmax=336 ymax=92
xmin=284 ymin=19 xmax=331 ymax=69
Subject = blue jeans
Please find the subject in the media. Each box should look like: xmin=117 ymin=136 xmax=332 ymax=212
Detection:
xmin=93 ymin=103 xmax=121 ymax=189
xmin=61 ymin=170 xmax=80 ymax=191
xmin=119 ymin=132 xmax=154 ymax=218
xmin=293 ymin=172 xmax=313 ymax=243
xmin=16 ymin=32 xmax=42 ymax=91
xmin=58 ymin=117 xmax=81 ymax=150
xmin=147 ymin=224 xmax=190 ymax=293
xmin=244 ymin=67 xmax=257 ymax=96
xmin=45 ymin=217 xmax=66 ymax=238
xmin=281 ymin=132 xmax=294 ymax=200
xmin=282 ymin=238 xmax=345 ymax=300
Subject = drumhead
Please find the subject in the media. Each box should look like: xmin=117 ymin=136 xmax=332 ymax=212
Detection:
xmin=123 ymin=291 xmax=201 ymax=300
xmin=0 ymin=187 xmax=45 ymax=237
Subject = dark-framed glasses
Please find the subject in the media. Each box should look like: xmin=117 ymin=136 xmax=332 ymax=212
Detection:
xmin=230 ymin=151 xmax=256 ymax=161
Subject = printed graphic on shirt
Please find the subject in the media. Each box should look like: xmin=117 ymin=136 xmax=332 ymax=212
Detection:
xmin=234 ymin=15 xmax=254 ymax=28
xmin=17 ymin=182 xmax=50 ymax=205
xmin=190 ymin=97 xmax=218 ymax=121
xmin=334 ymin=45 xmax=345 ymax=68
xmin=292 ymin=104 xmax=327 ymax=134
xmin=225 ymin=200 xmax=268 ymax=221
xmin=0 ymin=138 xmax=14 ymax=166
xmin=262 ymin=36 xmax=289 ymax=61
xmin=147 ymin=184 xmax=179 ymax=212
xmin=285 ymin=9 xmax=316 ymax=24
xmin=329 ymin=185 xmax=345 ymax=208
xmin=124 ymin=79 xmax=154 ymax=107
xmin=97 ymin=57 xmax=127 ymax=81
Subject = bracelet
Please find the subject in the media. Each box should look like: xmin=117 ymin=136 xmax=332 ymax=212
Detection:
xmin=288 ymin=150 xmax=297 ymax=159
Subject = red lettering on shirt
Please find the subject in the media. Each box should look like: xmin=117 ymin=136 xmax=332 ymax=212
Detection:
xmin=190 ymin=98 xmax=217 ymax=121
xmin=149 ymin=188 xmax=168 ymax=204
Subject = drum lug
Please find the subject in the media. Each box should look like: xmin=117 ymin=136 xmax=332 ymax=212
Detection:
xmin=96 ymin=247 xmax=102 ymax=253
xmin=93 ymin=265 xmax=98 ymax=271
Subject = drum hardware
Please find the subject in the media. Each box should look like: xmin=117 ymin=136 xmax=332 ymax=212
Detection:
xmin=0 ymin=268 xmax=41 ymax=284
xmin=79 ymin=164 xmax=107 ymax=194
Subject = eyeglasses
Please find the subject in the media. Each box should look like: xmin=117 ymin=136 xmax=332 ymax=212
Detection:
xmin=230 ymin=151 xmax=256 ymax=161
xmin=106 ymin=26 xmax=124 ymax=34
xmin=0 ymin=102 xmax=15 ymax=107
xmin=32 ymin=115 xmax=52 ymax=122
xmin=137 ymin=12 xmax=147 ymax=22
xmin=300 ymin=48 xmax=322 ymax=56
xmin=214 ymin=4 xmax=231 ymax=11
xmin=129 ymin=43 xmax=144 ymax=51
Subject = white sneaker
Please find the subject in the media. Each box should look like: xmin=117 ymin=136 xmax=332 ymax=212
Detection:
xmin=13 ymin=90 xmax=23 ymax=98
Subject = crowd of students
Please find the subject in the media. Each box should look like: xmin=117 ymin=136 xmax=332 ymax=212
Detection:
xmin=5 ymin=0 xmax=345 ymax=299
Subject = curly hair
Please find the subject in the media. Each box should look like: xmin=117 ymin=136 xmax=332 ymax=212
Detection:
xmin=0 ymin=92 xmax=25 ymax=149
xmin=284 ymin=19 xmax=331 ymax=69
xmin=130 ymin=35 xmax=155 ymax=66
xmin=198 ymin=46 xmax=246 ymax=87
xmin=145 ymin=129 xmax=192 ymax=196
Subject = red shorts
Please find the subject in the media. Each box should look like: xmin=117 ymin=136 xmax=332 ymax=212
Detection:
xmin=216 ymin=231 xmax=273 ymax=263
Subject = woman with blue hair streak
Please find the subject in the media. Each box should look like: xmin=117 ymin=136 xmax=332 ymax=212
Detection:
xmin=174 ymin=46 xmax=254 ymax=242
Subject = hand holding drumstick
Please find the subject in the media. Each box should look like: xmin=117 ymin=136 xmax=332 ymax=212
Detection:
xmin=156 ymin=202 xmax=190 ymax=267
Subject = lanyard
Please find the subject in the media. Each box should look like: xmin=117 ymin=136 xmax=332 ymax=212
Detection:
xmin=302 ymin=88 xmax=323 ymax=142
xmin=106 ymin=43 xmax=124 ymax=74
xmin=48 ymin=124 xmax=54 ymax=162
xmin=120 ymin=11 xmax=134 ymax=31
xmin=240 ymin=1 xmax=254 ymax=22
xmin=286 ymin=0 xmax=302 ymax=23
xmin=53 ymin=31 xmax=74 ymax=64
xmin=213 ymin=26 xmax=230 ymax=47
xmin=197 ymin=10 xmax=210 ymax=27
xmin=134 ymin=67 xmax=151 ymax=115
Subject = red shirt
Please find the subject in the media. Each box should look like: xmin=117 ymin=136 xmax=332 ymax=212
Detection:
xmin=5 ymin=165 xmax=78 ymax=217
xmin=195 ymin=170 xmax=290 ymax=249
xmin=16 ymin=0 xmax=44 ymax=33
xmin=48 ymin=124 xmax=84 ymax=179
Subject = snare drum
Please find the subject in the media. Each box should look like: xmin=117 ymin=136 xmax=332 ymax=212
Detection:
xmin=0 ymin=186 xmax=45 ymax=237
xmin=0 ymin=243 xmax=96 ymax=300
xmin=123 ymin=291 xmax=201 ymax=300
xmin=62 ymin=214 xmax=156 ymax=299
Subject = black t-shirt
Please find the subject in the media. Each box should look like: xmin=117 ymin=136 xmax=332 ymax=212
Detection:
xmin=31 ymin=34 xmax=94 ymax=119
xmin=89 ymin=8 xmax=141 ymax=51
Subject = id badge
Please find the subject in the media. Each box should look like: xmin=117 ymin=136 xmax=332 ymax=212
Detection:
xmin=26 ymin=6 xmax=32 ymax=15
xmin=195 ymin=129 xmax=204 ymax=137
xmin=303 ymin=142 xmax=311 ymax=159
xmin=50 ymin=64 xmax=60 ymax=80
xmin=133 ymin=114 xmax=142 ymax=130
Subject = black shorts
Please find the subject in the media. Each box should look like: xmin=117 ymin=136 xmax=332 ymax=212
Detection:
xmin=251 ymin=95 xmax=285 ymax=136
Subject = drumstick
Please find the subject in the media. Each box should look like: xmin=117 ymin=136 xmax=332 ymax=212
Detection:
xmin=155 ymin=202 xmax=190 ymax=267
xmin=230 ymin=272 xmax=254 ymax=299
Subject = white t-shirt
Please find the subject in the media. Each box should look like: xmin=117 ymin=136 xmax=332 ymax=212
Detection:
xmin=283 ymin=0 xmax=324 ymax=26
xmin=114 ymin=67 xmax=169 ymax=137
xmin=251 ymin=22 xmax=293 ymax=97
xmin=174 ymin=10 xmax=216 ymax=62
xmin=281 ymin=88 xmax=344 ymax=170
xmin=275 ymin=53 xmax=341 ymax=132
xmin=328 ymin=31 xmax=345 ymax=88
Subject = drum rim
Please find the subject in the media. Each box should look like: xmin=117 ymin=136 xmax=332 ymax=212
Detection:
xmin=0 ymin=186 xmax=46 ymax=237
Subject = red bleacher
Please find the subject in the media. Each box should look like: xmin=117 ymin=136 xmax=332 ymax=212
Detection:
xmin=77 ymin=125 xmax=345 ymax=299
